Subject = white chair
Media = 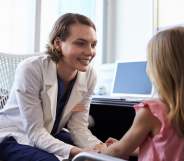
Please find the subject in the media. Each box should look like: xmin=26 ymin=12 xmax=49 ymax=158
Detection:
xmin=0 ymin=52 xmax=35 ymax=109
xmin=72 ymin=152 xmax=127 ymax=161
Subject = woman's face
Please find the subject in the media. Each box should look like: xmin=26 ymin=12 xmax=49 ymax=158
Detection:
xmin=57 ymin=23 xmax=97 ymax=72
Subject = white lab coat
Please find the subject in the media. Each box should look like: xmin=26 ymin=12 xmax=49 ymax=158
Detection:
xmin=0 ymin=54 xmax=101 ymax=160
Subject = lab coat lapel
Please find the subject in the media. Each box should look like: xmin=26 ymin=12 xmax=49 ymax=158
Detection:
xmin=44 ymin=60 xmax=58 ymax=120
xmin=60 ymin=71 xmax=88 ymax=126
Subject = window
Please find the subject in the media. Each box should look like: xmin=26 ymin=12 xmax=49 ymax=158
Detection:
xmin=0 ymin=0 xmax=36 ymax=54
xmin=3 ymin=0 xmax=181 ymax=64
xmin=103 ymin=0 xmax=153 ymax=63
xmin=154 ymin=0 xmax=184 ymax=30
xmin=0 ymin=0 xmax=103 ymax=62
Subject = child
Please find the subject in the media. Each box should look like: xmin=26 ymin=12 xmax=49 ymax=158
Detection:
xmin=102 ymin=26 xmax=184 ymax=161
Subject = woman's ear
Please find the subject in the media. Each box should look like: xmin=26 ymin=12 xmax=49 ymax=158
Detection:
xmin=53 ymin=37 xmax=62 ymax=50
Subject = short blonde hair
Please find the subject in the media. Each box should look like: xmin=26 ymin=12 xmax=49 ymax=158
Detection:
xmin=147 ymin=26 xmax=184 ymax=136
xmin=46 ymin=13 xmax=96 ymax=62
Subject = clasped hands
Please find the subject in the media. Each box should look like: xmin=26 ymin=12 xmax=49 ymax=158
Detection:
xmin=69 ymin=137 xmax=118 ymax=159
xmin=84 ymin=137 xmax=118 ymax=153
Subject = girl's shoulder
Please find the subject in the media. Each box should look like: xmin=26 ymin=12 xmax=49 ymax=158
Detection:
xmin=134 ymin=99 xmax=168 ymax=129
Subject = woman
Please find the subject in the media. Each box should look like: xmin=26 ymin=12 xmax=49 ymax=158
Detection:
xmin=0 ymin=13 xmax=105 ymax=161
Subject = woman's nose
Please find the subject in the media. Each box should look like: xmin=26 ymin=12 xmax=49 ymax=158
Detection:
xmin=86 ymin=46 xmax=95 ymax=56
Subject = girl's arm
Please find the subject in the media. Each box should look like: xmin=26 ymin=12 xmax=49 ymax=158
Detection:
xmin=103 ymin=107 xmax=161 ymax=159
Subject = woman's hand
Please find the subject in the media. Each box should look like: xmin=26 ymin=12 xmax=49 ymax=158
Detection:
xmin=69 ymin=146 xmax=82 ymax=159
xmin=93 ymin=143 xmax=107 ymax=153
xmin=69 ymin=143 xmax=108 ymax=159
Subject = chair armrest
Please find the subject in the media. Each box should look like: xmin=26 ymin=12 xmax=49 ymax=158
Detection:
xmin=72 ymin=152 xmax=127 ymax=161
xmin=0 ymin=92 xmax=8 ymax=109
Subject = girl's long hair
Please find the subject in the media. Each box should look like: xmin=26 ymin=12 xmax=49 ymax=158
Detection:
xmin=147 ymin=26 xmax=184 ymax=136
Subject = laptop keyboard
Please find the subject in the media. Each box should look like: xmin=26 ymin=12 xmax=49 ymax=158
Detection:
xmin=92 ymin=97 xmax=140 ymax=107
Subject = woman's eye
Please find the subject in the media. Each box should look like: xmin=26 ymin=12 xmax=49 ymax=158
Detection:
xmin=76 ymin=42 xmax=85 ymax=46
xmin=91 ymin=43 xmax=96 ymax=48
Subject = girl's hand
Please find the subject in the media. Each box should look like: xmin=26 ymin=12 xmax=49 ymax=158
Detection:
xmin=105 ymin=137 xmax=118 ymax=147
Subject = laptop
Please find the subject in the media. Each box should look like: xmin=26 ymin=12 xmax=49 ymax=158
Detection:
xmin=111 ymin=61 xmax=153 ymax=101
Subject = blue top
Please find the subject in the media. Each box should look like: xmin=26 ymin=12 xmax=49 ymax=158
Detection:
xmin=51 ymin=74 xmax=77 ymax=135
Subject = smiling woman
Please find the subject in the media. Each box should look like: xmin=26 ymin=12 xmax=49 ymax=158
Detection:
xmin=0 ymin=13 xmax=106 ymax=161
xmin=55 ymin=23 xmax=97 ymax=74
xmin=47 ymin=13 xmax=97 ymax=77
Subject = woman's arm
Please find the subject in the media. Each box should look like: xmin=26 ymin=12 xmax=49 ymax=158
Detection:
xmin=15 ymin=60 xmax=74 ymax=159
xmin=67 ymin=67 xmax=102 ymax=148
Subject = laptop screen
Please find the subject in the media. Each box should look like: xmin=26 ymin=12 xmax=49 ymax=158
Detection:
xmin=111 ymin=61 xmax=152 ymax=98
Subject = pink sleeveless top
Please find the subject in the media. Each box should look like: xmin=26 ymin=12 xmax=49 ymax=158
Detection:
xmin=134 ymin=100 xmax=184 ymax=161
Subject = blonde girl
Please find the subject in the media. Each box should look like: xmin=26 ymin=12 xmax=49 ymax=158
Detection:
xmin=103 ymin=26 xmax=184 ymax=161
